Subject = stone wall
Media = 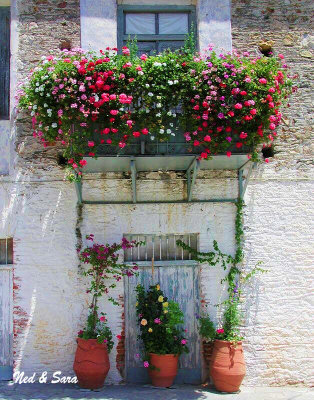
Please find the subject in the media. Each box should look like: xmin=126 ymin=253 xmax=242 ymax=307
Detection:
xmin=0 ymin=0 xmax=313 ymax=387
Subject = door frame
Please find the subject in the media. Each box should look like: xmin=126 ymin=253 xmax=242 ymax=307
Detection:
xmin=0 ymin=265 xmax=13 ymax=381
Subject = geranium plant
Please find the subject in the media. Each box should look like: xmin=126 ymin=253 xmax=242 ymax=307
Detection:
xmin=17 ymin=40 xmax=294 ymax=180
xmin=77 ymin=235 xmax=144 ymax=342
xmin=135 ymin=284 xmax=189 ymax=368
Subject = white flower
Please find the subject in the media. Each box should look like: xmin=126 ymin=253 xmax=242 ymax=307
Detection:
xmin=167 ymin=129 xmax=171 ymax=134
xmin=153 ymin=62 xmax=162 ymax=67
xmin=51 ymin=123 xmax=57 ymax=128
xmin=94 ymin=94 xmax=99 ymax=101
xmin=138 ymin=71 xmax=144 ymax=75
xmin=146 ymin=109 xmax=150 ymax=113
xmin=47 ymin=109 xmax=52 ymax=113
xmin=168 ymin=80 xmax=173 ymax=85
xmin=33 ymin=105 xmax=37 ymax=110
xmin=156 ymin=103 xmax=162 ymax=108
xmin=145 ymin=84 xmax=150 ymax=88
xmin=167 ymin=111 xmax=172 ymax=116
xmin=172 ymin=113 xmax=176 ymax=117
xmin=35 ymin=88 xmax=39 ymax=92
xmin=46 ymin=93 xmax=50 ymax=97
xmin=156 ymin=113 xmax=161 ymax=117
xmin=157 ymin=96 xmax=161 ymax=100
xmin=174 ymin=80 xmax=178 ymax=84
xmin=170 ymin=123 xmax=174 ymax=127
xmin=44 ymin=103 xmax=48 ymax=108
xmin=148 ymin=92 xmax=153 ymax=97
xmin=171 ymin=133 xmax=175 ymax=136
xmin=151 ymin=136 xmax=155 ymax=140
xmin=30 ymin=111 xmax=35 ymax=116
xmin=36 ymin=82 xmax=39 ymax=86
xmin=163 ymin=63 xmax=166 ymax=66
xmin=159 ymin=129 xmax=164 ymax=134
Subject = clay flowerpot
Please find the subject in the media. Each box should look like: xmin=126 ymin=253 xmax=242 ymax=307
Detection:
xmin=73 ymin=338 xmax=110 ymax=389
xmin=148 ymin=353 xmax=179 ymax=387
xmin=210 ymin=340 xmax=246 ymax=393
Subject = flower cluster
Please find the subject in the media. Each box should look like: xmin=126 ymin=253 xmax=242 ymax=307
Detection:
xmin=77 ymin=235 xmax=144 ymax=347
xmin=78 ymin=235 xmax=144 ymax=305
xmin=135 ymin=284 xmax=189 ymax=368
xmin=78 ymin=312 xmax=114 ymax=350
xmin=18 ymin=44 xmax=294 ymax=178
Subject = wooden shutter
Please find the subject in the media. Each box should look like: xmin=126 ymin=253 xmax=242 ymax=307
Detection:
xmin=0 ymin=7 xmax=10 ymax=119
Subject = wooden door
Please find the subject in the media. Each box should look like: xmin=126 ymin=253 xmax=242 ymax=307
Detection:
xmin=125 ymin=263 xmax=201 ymax=384
xmin=0 ymin=266 xmax=13 ymax=380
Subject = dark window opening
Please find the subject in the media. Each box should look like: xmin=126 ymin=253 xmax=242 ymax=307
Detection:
xmin=0 ymin=6 xmax=10 ymax=119
xmin=0 ymin=238 xmax=13 ymax=264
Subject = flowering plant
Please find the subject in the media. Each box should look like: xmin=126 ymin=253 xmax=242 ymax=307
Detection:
xmin=135 ymin=284 xmax=189 ymax=368
xmin=18 ymin=42 xmax=294 ymax=179
xmin=77 ymin=312 xmax=114 ymax=350
xmin=77 ymin=235 xmax=143 ymax=344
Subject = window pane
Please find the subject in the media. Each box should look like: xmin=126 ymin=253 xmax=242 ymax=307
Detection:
xmin=125 ymin=13 xmax=155 ymax=34
xmin=159 ymin=13 xmax=188 ymax=34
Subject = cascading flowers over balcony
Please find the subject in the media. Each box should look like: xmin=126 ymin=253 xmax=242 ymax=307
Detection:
xmin=18 ymin=41 xmax=294 ymax=179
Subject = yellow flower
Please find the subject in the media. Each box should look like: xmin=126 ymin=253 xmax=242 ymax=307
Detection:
xmin=163 ymin=309 xmax=168 ymax=314
xmin=141 ymin=319 xmax=147 ymax=326
xmin=162 ymin=302 xmax=168 ymax=308
xmin=148 ymin=328 xmax=153 ymax=333
xmin=158 ymin=295 xmax=164 ymax=303
xmin=156 ymin=284 xmax=160 ymax=291
xmin=135 ymin=302 xmax=138 ymax=306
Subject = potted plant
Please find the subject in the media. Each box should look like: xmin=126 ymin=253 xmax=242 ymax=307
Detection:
xmin=74 ymin=313 xmax=113 ymax=389
xmin=135 ymin=284 xmax=189 ymax=387
xmin=198 ymin=290 xmax=246 ymax=394
xmin=73 ymin=235 xmax=143 ymax=389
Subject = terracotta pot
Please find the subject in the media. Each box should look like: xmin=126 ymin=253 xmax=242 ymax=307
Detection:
xmin=203 ymin=341 xmax=214 ymax=365
xmin=148 ymin=353 xmax=179 ymax=387
xmin=73 ymin=338 xmax=110 ymax=389
xmin=210 ymin=340 xmax=246 ymax=393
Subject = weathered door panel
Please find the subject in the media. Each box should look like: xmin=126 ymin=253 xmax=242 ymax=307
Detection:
xmin=125 ymin=264 xmax=201 ymax=384
xmin=0 ymin=267 xmax=13 ymax=380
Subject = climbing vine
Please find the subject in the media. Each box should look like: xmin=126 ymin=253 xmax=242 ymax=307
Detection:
xmin=177 ymin=199 xmax=266 ymax=343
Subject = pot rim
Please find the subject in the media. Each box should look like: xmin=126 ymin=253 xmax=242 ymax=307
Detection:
xmin=149 ymin=353 xmax=179 ymax=357
xmin=214 ymin=339 xmax=243 ymax=345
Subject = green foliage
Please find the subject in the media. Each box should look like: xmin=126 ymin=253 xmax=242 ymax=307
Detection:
xmin=135 ymin=284 xmax=189 ymax=358
xmin=178 ymin=200 xmax=267 ymax=344
xmin=78 ymin=311 xmax=114 ymax=351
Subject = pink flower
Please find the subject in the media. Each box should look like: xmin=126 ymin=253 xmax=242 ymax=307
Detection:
xmin=78 ymin=330 xmax=83 ymax=336
xmin=116 ymin=335 xmax=122 ymax=340
xmin=226 ymin=151 xmax=232 ymax=158
xmin=259 ymin=78 xmax=267 ymax=84
xmin=99 ymin=316 xmax=106 ymax=322
xmin=103 ymin=339 xmax=107 ymax=343
xmin=72 ymin=163 xmax=78 ymax=169
xmin=265 ymin=158 xmax=269 ymax=163
xmin=240 ymin=132 xmax=247 ymax=139
xmin=278 ymin=54 xmax=284 ymax=59
xmin=269 ymin=123 xmax=276 ymax=130
xmin=250 ymin=109 xmax=257 ymax=115
xmin=216 ymin=328 xmax=224 ymax=334
xmin=122 ymin=47 xmax=130 ymax=56
xmin=57 ymin=109 xmax=63 ymax=117
xmin=181 ymin=339 xmax=187 ymax=345
xmin=234 ymin=103 xmax=243 ymax=109
xmin=133 ymin=131 xmax=141 ymax=137
xmin=79 ymin=159 xmax=87 ymax=167
xmin=204 ymin=135 xmax=211 ymax=142
xmin=226 ymin=136 xmax=232 ymax=142
xmin=110 ymin=110 xmax=118 ymax=115
xmin=141 ymin=128 xmax=149 ymax=135
xmin=140 ymin=54 xmax=148 ymax=61
xmin=154 ymin=318 xmax=161 ymax=324
xmin=88 ymin=141 xmax=95 ymax=147
xmin=143 ymin=361 xmax=149 ymax=368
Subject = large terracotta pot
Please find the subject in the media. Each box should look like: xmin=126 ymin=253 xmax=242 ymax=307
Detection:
xmin=210 ymin=340 xmax=246 ymax=393
xmin=73 ymin=338 xmax=110 ymax=389
xmin=148 ymin=353 xmax=179 ymax=387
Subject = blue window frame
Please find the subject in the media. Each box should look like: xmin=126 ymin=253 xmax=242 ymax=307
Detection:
xmin=117 ymin=5 xmax=197 ymax=55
